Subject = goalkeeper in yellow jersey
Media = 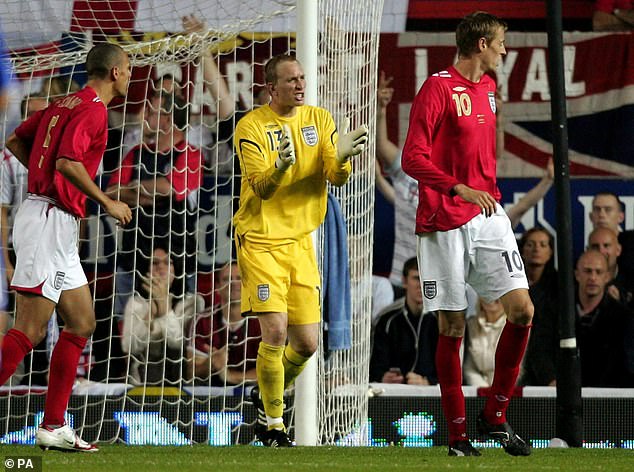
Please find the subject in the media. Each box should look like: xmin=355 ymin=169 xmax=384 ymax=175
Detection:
xmin=234 ymin=53 xmax=368 ymax=447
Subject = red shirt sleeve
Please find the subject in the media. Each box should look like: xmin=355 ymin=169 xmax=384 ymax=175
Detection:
xmin=14 ymin=108 xmax=45 ymax=141
xmin=167 ymin=145 xmax=203 ymax=202
xmin=401 ymin=77 xmax=461 ymax=195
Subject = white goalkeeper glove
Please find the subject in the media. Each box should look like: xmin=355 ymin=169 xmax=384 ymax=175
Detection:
xmin=275 ymin=124 xmax=296 ymax=171
xmin=337 ymin=118 xmax=369 ymax=162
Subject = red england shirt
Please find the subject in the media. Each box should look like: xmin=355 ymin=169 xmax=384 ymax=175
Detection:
xmin=14 ymin=86 xmax=108 ymax=218
xmin=402 ymin=66 xmax=500 ymax=233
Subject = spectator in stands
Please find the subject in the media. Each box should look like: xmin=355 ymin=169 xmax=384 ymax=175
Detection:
xmin=575 ymin=249 xmax=634 ymax=387
xmin=121 ymin=244 xmax=203 ymax=385
xmin=43 ymin=75 xmax=81 ymax=102
xmin=593 ymin=0 xmax=634 ymax=31
xmin=589 ymin=191 xmax=634 ymax=293
xmin=588 ymin=226 xmax=632 ymax=307
xmin=155 ymin=73 xmax=184 ymax=100
xmin=106 ymin=90 xmax=204 ymax=318
xmin=589 ymin=216 xmax=634 ymax=374
xmin=189 ymin=261 xmax=260 ymax=386
xmin=517 ymin=227 xmax=559 ymax=386
xmin=375 ymin=72 xmax=418 ymax=296
xmin=182 ymin=14 xmax=237 ymax=176
xmin=463 ymin=298 xmax=506 ymax=387
xmin=370 ymin=257 xmax=438 ymax=385
xmin=371 ymin=275 xmax=394 ymax=324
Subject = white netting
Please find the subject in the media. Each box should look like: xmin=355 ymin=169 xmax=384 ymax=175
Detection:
xmin=316 ymin=0 xmax=383 ymax=445
xmin=0 ymin=0 xmax=382 ymax=446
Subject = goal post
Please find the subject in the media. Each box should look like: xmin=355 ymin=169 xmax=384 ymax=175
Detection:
xmin=315 ymin=0 xmax=384 ymax=446
xmin=0 ymin=0 xmax=383 ymax=446
xmin=293 ymin=0 xmax=320 ymax=447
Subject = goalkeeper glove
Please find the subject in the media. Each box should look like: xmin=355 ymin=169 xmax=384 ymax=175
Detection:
xmin=275 ymin=124 xmax=296 ymax=171
xmin=337 ymin=118 xmax=369 ymax=162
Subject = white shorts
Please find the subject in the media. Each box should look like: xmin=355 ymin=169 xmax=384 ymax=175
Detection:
xmin=11 ymin=196 xmax=87 ymax=303
xmin=416 ymin=203 xmax=528 ymax=312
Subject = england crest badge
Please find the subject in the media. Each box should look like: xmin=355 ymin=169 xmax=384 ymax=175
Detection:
xmin=54 ymin=271 xmax=66 ymax=290
xmin=423 ymin=281 xmax=437 ymax=299
xmin=257 ymin=284 xmax=270 ymax=302
xmin=301 ymin=126 xmax=318 ymax=146
xmin=488 ymin=92 xmax=496 ymax=114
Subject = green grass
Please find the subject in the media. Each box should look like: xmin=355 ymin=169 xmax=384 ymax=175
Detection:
xmin=0 ymin=445 xmax=634 ymax=472
xmin=1 ymin=445 xmax=633 ymax=472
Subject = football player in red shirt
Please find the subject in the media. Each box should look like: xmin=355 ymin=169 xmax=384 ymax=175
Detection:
xmin=402 ymin=12 xmax=534 ymax=457
xmin=1 ymin=43 xmax=132 ymax=452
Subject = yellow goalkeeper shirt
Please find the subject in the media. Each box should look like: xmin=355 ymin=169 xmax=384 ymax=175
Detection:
xmin=233 ymin=104 xmax=351 ymax=246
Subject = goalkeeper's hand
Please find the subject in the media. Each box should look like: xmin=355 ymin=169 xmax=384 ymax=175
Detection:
xmin=275 ymin=124 xmax=296 ymax=171
xmin=337 ymin=118 xmax=369 ymax=162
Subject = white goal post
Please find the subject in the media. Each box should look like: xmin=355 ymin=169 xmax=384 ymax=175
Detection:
xmin=0 ymin=0 xmax=383 ymax=446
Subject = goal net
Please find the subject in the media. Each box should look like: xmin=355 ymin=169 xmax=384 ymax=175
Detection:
xmin=0 ymin=0 xmax=382 ymax=446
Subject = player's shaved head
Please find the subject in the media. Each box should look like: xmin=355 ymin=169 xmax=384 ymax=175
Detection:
xmin=86 ymin=43 xmax=127 ymax=80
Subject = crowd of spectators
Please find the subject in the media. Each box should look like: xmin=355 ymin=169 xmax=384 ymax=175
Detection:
xmin=1 ymin=7 xmax=633 ymax=393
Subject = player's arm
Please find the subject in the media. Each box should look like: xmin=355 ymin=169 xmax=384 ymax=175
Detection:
xmin=236 ymin=121 xmax=290 ymax=200
xmin=402 ymin=80 xmax=497 ymax=216
xmin=57 ymin=158 xmax=132 ymax=225
xmin=106 ymin=183 xmax=141 ymax=207
xmin=401 ymin=80 xmax=461 ymax=194
xmin=5 ymin=108 xmax=47 ymax=168
xmin=5 ymin=133 xmax=31 ymax=168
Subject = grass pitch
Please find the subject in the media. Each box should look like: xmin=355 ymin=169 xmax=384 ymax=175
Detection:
xmin=1 ymin=445 xmax=632 ymax=471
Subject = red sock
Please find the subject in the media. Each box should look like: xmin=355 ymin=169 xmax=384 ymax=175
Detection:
xmin=436 ymin=334 xmax=466 ymax=444
xmin=0 ymin=329 xmax=33 ymax=385
xmin=483 ymin=321 xmax=531 ymax=425
xmin=42 ymin=331 xmax=87 ymax=427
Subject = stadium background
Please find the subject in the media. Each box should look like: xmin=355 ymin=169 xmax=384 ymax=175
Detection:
xmin=0 ymin=0 xmax=633 ymax=449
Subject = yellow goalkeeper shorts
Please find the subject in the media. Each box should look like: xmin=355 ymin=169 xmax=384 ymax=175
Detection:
xmin=237 ymin=234 xmax=321 ymax=325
